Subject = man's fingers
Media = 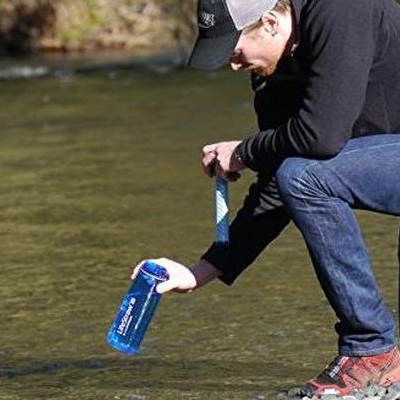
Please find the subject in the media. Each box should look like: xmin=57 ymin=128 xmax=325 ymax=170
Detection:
xmin=202 ymin=144 xmax=217 ymax=156
xmin=213 ymin=157 xmax=241 ymax=182
xmin=215 ymin=163 xmax=231 ymax=181
xmin=131 ymin=260 xmax=145 ymax=280
xmin=226 ymin=171 xmax=241 ymax=182
xmin=205 ymin=159 xmax=217 ymax=177
xmin=202 ymin=143 xmax=217 ymax=177
xmin=202 ymin=151 xmax=216 ymax=166
xmin=202 ymin=153 xmax=217 ymax=177
xmin=156 ymin=279 xmax=178 ymax=294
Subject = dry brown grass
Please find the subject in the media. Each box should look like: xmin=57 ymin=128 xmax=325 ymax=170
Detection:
xmin=0 ymin=0 xmax=197 ymax=54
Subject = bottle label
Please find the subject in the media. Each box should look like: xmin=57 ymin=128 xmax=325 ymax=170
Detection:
xmin=117 ymin=297 xmax=136 ymax=336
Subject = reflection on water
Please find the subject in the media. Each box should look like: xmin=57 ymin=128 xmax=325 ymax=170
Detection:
xmin=0 ymin=51 xmax=184 ymax=80
xmin=0 ymin=63 xmax=398 ymax=400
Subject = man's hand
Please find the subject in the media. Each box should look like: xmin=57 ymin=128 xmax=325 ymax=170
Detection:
xmin=131 ymin=258 xmax=222 ymax=294
xmin=202 ymin=141 xmax=245 ymax=182
xmin=131 ymin=258 xmax=197 ymax=294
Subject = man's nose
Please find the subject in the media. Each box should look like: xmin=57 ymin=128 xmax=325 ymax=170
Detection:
xmin=230 ymin=61 xmax=242 ymax=71
xmin=230 ymin=51 xmax=243 ymax=71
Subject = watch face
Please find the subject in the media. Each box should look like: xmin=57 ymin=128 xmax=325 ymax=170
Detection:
xmin=233 ymin=146 xmax=243 ymax=165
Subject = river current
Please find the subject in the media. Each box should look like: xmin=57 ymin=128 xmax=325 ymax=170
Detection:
xmin=0 ymin=53 xmax=398 ymax=400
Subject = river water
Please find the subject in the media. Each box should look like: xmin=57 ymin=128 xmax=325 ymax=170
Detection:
xmin=0 ymin=56 xmax=399 ymax=400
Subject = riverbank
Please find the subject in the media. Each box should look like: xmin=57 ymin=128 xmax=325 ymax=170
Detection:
xmin=0 ymin=0 xmax=196 ymax=55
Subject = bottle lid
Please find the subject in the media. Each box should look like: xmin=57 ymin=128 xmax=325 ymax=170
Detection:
xmin=141 ymin=261 xmax=169 ymax=281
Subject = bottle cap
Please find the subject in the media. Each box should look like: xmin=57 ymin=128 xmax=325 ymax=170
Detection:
xmin=141 ymin=261 xmax=169 ymax=281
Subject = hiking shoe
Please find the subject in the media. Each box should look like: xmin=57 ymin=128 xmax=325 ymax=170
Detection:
xmin=305 ymin=347 xmax=400 ymax=397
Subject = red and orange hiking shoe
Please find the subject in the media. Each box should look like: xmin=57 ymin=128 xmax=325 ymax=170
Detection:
xmin=305 ymin=347 xmax=400 ymax=397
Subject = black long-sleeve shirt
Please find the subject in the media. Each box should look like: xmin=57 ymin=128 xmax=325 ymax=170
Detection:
xmin=202 ymin=0 xmax=400 ymax=284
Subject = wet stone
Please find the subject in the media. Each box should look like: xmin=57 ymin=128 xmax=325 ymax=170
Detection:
xmin=388 ymin=382 xmax=400 ymax=393
xmin=278 ymin=387 xmax=311 ymax=400
xmin=252 ymin=395 xmax=266 ymax=400
xmin=382 ymin=386 xmax=400 ymax=400
xmin=320 ymin=394 xmax=340 ymax=400
xmin=354 ymin=391 xmax=366 ymax=400
xmin=375 ymin=387 xmax=388 ymax=397
xmin=363 ymin=385 xmax=382 ymax=397
xmin=288 ymin=387 xmax=310 ymax=398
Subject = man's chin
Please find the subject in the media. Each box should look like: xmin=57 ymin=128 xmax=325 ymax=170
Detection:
xmin=252 ymin=64 xmax=277 ymax=77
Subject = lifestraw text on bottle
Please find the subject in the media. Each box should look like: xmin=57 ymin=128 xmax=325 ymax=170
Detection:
xmin=117 ymin=297 xmax=137 ymax=336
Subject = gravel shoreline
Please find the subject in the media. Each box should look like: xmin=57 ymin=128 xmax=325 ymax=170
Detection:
xmin=276 ymin=383 xmax=400 ymax=400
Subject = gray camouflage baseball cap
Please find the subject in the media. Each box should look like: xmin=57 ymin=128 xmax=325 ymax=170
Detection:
xmin=189 ymin=0 xmax=279 ymax=70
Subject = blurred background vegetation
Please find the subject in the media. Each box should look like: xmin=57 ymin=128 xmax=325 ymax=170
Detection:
xmin=2 ymin=0 xmax=400 ymax=57
xmin=0 ymin=0 xmax=197 ymax=55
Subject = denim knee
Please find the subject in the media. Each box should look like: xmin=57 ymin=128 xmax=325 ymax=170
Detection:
xmin=275 ymin=157 xmax=319 ymax=200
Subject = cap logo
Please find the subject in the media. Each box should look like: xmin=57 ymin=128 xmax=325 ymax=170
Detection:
xmin=198 ymin=12 xmax=215 ymax=29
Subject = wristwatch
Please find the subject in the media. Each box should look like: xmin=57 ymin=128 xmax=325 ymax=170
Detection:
xmin=232 ymin=146 xmax=244 ymax=167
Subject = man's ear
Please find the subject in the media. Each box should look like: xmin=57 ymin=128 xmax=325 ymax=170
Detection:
xmin=260 ymin=11 xmax=279 ymax=34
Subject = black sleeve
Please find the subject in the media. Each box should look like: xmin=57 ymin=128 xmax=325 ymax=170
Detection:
xmin=236 ymin=0 xmax=376 ymax=174
xmin=201 ymin=174 xmax=292 ymax=285
xmin=199 ymin=54 xmax=304 ymax=285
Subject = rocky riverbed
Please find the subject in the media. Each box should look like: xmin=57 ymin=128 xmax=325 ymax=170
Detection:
xmin=276 ymin=383 xmax=400 ymax=400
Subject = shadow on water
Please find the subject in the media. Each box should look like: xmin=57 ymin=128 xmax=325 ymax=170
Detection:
xmin=1 ymin=357 xmax=299 ymax=391
xmin=2 ymin=358 xmax=107 ymax=379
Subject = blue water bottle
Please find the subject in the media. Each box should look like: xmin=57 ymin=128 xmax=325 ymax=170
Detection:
xmin=107 ymin=260 xmax=169 ymax=355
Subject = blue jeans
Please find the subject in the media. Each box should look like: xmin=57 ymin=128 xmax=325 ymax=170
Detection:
xmin=275 ymin=134 xmax=400 ymax=356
